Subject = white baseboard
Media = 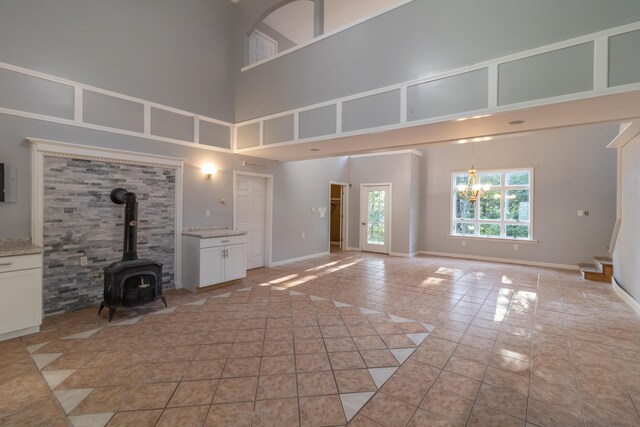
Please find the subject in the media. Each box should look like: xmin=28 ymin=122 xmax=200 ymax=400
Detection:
xmin=347 ymin=247 xmax=361 ymax=252
xmin=612 ymin=276 xmax=640 ymax=317
xmin=417 ymin=251 xmax=578 ymax=271
xmin=270 ymin=251 xmax=330 ymax=267
xmin=44 ymin=310 xmax=65 ymax=317
xmin=389 ymin=252 xmax=417 ymax=258
xmin=0 ymin=325 xmax=39 ymax=341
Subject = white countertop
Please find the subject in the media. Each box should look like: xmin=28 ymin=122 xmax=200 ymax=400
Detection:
xmin=182 ymin=227 xmax=248 ymax=239
xmin=0 ymin=238 xmax=43 ymax=257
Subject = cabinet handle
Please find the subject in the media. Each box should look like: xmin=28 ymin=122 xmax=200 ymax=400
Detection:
xmin=0 ymin=262 xmax=13 ymax=267
xmin=221 ymin=240 xmax=230 ymax=243
xmin=225 ymin=249 xmax=229 ymax=258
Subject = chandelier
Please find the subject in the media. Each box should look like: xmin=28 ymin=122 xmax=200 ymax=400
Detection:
xmin=456 ymin=167 xmax=491 ymax=203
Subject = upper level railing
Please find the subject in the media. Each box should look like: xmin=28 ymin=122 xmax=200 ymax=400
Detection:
xmin=234 ymin=21 xmax=640 ymax=154
xmin=1 ymin=21 xmax=639 ymax=157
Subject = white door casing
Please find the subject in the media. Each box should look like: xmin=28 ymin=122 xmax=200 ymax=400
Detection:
xmin=233 ymin=171 xmax=273 ymax=269
xmin=360 ymin=184 xmax=392 ymax=254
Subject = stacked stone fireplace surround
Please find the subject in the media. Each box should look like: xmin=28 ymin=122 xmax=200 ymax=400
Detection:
xmin=42 ymin=156 xmax=176 ymax=314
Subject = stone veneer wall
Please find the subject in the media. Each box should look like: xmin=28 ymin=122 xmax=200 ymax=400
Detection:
xmin=42 ymin=156 xmax=176 ymax=314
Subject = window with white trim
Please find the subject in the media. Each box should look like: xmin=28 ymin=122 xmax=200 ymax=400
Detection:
xmin=452 ymin=168 xmax=533 ymax=240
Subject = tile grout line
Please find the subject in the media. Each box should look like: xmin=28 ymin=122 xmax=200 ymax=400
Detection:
xmin=10 ymin=252 xmax=635 ymax=426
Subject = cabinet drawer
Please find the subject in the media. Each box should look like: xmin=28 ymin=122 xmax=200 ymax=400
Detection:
xmin=0 ymin=254 xmax=42 ymax=272
xmin=200 ymin=234 xmax=247 ymax=248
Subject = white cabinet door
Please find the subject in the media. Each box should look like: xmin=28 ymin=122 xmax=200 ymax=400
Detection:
xmin=225 ymin=244 xmax=247 ymax=282
xmin=0 ymin=269 xmax=42 ymax=335
xmin=200 ymin=247 xmax=225 ymax=287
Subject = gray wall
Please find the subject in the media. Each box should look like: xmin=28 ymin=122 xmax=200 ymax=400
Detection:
xmin=0 ymin=113 xmax=352 ymax=272
xmin=613 ymin=134 xmax=640 ymax=303
xmin=235 ymin=0 xmax=640 ymax=120
xmin=349 ymin=153 xmax=417 ymax=255
xmin=272 ymin=157 xmax=350 ymax=262
xmin=0 ymin=0 xmax=236 ymax=121
xmin=419 ymin=124 xmax=618 ymax=266
xmin=0 ymin=113 xmax=277 ymax=240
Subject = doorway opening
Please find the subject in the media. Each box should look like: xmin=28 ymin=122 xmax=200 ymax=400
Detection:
xmin=329 ymin=182 xmax=349 ymax=253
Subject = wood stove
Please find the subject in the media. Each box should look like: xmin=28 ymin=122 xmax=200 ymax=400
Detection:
xmin=100 ymin=188 xmax=167 ymax=321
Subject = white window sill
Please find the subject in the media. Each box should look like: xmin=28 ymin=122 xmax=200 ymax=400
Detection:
xmin=447 ymin=235 xmax=538 ymax=244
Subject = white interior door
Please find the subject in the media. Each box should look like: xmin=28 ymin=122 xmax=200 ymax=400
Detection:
xmin=248 ymin=30 xmax=278 ymax=65
xmin=361 ymin=185 xmax=391 ymax=254
xmin=236 ymin=174 xmax=266 ymax=269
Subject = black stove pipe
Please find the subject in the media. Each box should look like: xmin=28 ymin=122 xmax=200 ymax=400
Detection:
xmin=110 ymin=188 xmax=139 ymax=261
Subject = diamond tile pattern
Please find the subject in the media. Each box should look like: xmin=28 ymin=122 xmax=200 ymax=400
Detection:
xmin=2 ymin=251 xmax=640 ymax=426
xmin=23 ymin=284 xmax=425 ymax=425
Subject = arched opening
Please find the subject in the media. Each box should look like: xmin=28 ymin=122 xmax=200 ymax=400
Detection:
xmin=247 ymin=0 xmax=314 ymax=66
xmin=245 ymin=0 xmax=410 ymax=67
xmin=324 ymin=0 xmax=402 ymax=33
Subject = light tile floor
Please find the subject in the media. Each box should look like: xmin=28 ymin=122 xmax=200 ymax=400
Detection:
xmin=1 ymin=251 xmax=640 ymax=426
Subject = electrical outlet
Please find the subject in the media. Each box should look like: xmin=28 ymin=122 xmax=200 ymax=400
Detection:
xmin=461 ymin=240 xmax=466 ymax=247
xmin=301 ymin=232 xmax=306 ymax=239
xmin=80 ymin=256 xmax=88 ymax=266
xmin=514 ymin=244 xmax=519 ymax=251
xmin=205 ymin=210 xmax=211 ymax=217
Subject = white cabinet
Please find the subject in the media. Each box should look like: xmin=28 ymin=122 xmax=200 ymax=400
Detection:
xmin=182 ymin=234 xmax=247 ymax=291
xmin=224 ymin=244 xmax=247 ymax=281
xmin=200 ymin=247 xmax=225 ymax=286
xmin=0 ymin=254 xmax=43 ymax=341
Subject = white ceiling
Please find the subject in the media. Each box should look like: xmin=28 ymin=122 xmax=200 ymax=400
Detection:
xmin=239 ymin=90 xmax=640 ymax=162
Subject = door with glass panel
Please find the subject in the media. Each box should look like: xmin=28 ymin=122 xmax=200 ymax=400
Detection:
xmin=361 ymin=185 xmax=391 ymax=254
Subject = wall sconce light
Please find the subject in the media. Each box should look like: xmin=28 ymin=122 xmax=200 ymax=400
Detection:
xmin=201 ymin=164 xmax=218 ymax=180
